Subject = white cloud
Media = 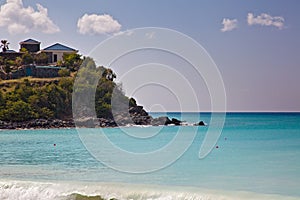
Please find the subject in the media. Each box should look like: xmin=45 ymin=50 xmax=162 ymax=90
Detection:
xmin=77 ymin=14 xmax=121 ymax=35
xmin=0 ymin=0 xmax=60 ymax=34
xmin=247 ymin=13 xmax=284 ymax=29
xmin=113 ymin=30 xmax=134 ymax=36
xmin=221 ymin=18 xmax=238 ymax=32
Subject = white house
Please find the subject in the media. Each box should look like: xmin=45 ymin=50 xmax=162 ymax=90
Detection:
xmin=40 ymin=43 xmax=78 ymax=64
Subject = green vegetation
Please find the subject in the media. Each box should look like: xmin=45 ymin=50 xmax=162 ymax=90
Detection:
xmin=34 ymin=52 xmax=48 ymax=65
xmin=58 ymin=68 xmax=71 ymax=77
xmin=63 ymin=53 xmax=82 ymax=71
xmin=0 ymin=77 xmax=72 ymax=121
xmin=71 ymin=193 xmax=105 ymax=200
xmin=22 ymin=51 xmax=34 ymax=65
xmin=73 ymin=57 xmax=128 ymax=119
xmin=0 ymin=57 xmax=132 ymax=122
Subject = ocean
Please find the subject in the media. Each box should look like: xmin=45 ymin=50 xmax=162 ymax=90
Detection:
xmin=0 ymin=113 xmax=300 ymax=200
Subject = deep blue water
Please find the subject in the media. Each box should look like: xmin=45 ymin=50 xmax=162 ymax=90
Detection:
xmin=0 ymin=113 xmax=300 ymax=199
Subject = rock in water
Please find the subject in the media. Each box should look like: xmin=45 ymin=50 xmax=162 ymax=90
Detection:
xmin=171 ymin=118 xmax=182 ymax=126
xmin=151 ymin=116 xmax=172 ymax=126
xmin=197 ymin=121 xmax=206 ymax=126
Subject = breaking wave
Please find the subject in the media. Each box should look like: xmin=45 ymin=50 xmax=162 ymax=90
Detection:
xmin=0 ymin=180 xmax=298 ymax=200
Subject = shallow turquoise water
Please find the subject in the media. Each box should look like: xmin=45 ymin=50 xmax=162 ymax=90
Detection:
xmin=0 ymin=113 xmax=300 ymax=199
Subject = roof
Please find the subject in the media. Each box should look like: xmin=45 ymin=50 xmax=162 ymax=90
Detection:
xmin=20 ymin=39 xmax=40 ymax=44
xmin=35 ymin=66 xmax=65 ymax=69
xmin=1 ymin=49 xmax=17 ymax=53
xmin=43 ymin=43 xmax=77 ymax=52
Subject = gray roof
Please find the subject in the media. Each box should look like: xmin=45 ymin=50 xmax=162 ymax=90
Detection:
xmin=43 ymin=43 xmax=77 ymax=52
xmin=1 ymin=49 xmax=17 ymax=53
xmin=20 ymin=39 xmax=40 ymax=44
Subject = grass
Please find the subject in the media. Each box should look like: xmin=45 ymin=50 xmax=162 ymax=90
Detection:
xmin=0 ymin=77 xmax=61 ymax=84
xmin=0 ymin=72 xmax=76 ymax=94
xmin=0 ymin=76 xmax=72 ymax=94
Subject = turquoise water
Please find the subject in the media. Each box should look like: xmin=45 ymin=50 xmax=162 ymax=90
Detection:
xmin=0 ymin=113 xmax=300 ymax=199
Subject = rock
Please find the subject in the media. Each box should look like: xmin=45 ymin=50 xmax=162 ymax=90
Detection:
xmin=151 ymin=116 xmax=172 ymax=126
xmin=129 ymin=106 xmax=148 ymax=117
xmin=171 ymin=118 xmax=182 ymax=126
xmin=196 ymin=121 xmax=206 ymax=126
xmin=74 ymin=117 xmax=98 ymax=128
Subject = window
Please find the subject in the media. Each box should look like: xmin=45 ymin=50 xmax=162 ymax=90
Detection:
xmin=53 ymin=54 xmax=58 ymax=62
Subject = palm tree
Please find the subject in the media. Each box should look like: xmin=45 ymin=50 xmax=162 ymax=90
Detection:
xmin=1 ymin=40 xmax=10 ymax=52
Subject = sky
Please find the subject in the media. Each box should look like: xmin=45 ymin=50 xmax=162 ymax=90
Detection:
xmin=0 ymin=0 xmax=300 ymax=112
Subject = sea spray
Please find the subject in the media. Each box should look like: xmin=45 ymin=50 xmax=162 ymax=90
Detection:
xmin=1 ymin=180 xmax=299 ymax=200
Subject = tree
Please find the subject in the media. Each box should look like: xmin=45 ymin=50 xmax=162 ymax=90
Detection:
xmin=28 ymin=94 xmax=54 ymax=119
xmin=0 ymin=91 xmax=4 ymax=107
xmin=0 ymin=100 xmax=36 ymax=122
xmin=1 ymin=40 xmax=9 ymax=52
xmin=0 ymin=56 xmax=4 ymax=65
xmin=15 ymin=57 xmax=23 ymax=67
xmin=14 ymin=81 xmax=34 ymax=102
xmin=34 ymin=52 xmax=48 ymax=65
xmin=56 ymin=60 xmax=63 ymax=67
xmin=59 ymin=77 xmax=73 ymax=91
xmin=22 ymin=52 xmax=34 ymax=65
xmin=20 ymin=47 xmax=27 ymax=53
xmin=63 ymin=53 xmax=82 ymax=71
xmin=4 ymin=60 xmax=15 ymax=73
xmin=58 ymin=68 xmax=70 ymax=77
xmin=81 ymin=57 xmax=96 ymax=70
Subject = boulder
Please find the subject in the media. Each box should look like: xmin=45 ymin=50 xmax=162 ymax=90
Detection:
xmin=151 ymin=116 xmax=172 ymax=126
xmin=196 ymin=121 xmax=206 ymax=126
xmin=171 ymin=118 xmax=182 ymax=126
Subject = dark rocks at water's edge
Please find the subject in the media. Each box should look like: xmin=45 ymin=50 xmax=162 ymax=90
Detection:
xmin=195 ymin=120 xmax=206 ymax=126
xmin=0 ymin=105 xmax=207 ymax=129
xmin=0 ymin=118 xmax=207 ymax=129
xmin=150 ymin=116 xmax=206 ymax=126
xmin=151 ymin=116 xmax=171 ymax=126
xmin=0 ymin=119 xmax=75 ymax=130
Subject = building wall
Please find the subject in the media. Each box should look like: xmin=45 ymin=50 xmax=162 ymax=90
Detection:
xmin=43 ymin=51 xmax=77 ymax=64
xmin=51 ymin=51 xmax=65 ymax=63
xmin=10 ymin=65 xmax=63 ymax=79
xmin=45 ymin=52 xmax=53 ymax=63
xmin=20 ymin=44 xmax=40 ymax=53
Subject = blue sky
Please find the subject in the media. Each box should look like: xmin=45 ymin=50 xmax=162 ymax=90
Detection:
xmin=0 ymin=0 xmax=300 ymax=112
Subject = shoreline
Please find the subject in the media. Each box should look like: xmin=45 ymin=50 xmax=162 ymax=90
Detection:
xmin=0 ymin=179 xmax=298 ymax=200
xmin=0 ymin=117 xmax=206 ymax=130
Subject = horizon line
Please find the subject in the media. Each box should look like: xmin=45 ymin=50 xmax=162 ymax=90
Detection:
xmin=148 ymin=111 xmax=300 ymax=113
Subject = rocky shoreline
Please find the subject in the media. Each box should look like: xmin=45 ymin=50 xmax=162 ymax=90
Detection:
xmin=0 ymin=117 xmax=206 ymax=130
xmin=0 ymin=105 xmax=206 ymax=130
xmin=0 ymin=117 xmax=205 ymax=130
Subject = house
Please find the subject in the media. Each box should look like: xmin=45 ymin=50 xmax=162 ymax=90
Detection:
xmin=19 ymin=39 xmax=40 ymax=53
xmin=1 ymin=39 xmax=78 ymax=80
xmin=40 ymin=43 xmax=78 ymax=64
xmin=0 ymin=49 xmax=23 ymax=61
xmin=0 ymin=38 xmax=40 ymax=60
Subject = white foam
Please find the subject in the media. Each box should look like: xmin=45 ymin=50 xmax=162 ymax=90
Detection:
xmin=0 ymin=179 xmax=298 ymax=200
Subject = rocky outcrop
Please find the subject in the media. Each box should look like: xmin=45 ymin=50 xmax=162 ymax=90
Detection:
xmin=195 ymin=121 xmax=206 ymax=126
xmin=0 ymin=119 xmax=75 ymax=129
xmin=0 ymin=104 xmax=207 ymax=129
xmin=151 ymin=116 xmax=172 ymax=126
